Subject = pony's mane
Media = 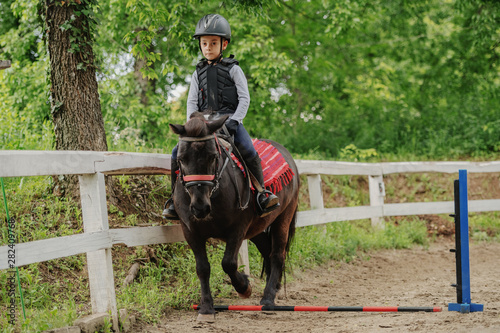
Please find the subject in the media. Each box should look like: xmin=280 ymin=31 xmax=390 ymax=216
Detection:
xmin=184 ymin=114 xmax=208 ymax=137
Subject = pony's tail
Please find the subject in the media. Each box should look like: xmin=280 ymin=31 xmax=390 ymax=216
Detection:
xmin=285 ymin=206 xmax=297 ymax=256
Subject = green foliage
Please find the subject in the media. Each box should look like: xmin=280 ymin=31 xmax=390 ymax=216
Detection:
xmin=0 ymin=177 xmax=81 ymax=244
xmin=57 ymin=0 xmax=100 ymax=70
xmin=0 ymin=0 xmax=52 ymax=150
xmin=2 ymin=0 xmax=499 ymax=157
xmin=0 ymin=176 xmax=85 ymax=331
xmin=338 ymin=144 xmax=378 ymax=162
xmin=1 ymin=300 xmax=78 ymax=332
xmin=247 ymin=0 xmax=500 ymax=158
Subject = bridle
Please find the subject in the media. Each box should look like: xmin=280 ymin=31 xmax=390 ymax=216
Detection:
xmin=178 ymin=133 xmax=230 ymax=197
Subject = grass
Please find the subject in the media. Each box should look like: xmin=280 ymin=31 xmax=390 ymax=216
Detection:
xmin=1 ymin=160 xmax=499 ymax=332
xmin=470 ymin=212 xmax=500 ymax=242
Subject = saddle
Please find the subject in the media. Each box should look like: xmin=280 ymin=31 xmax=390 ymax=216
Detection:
xmin=207 ymin=115 xmax=293 ymax=195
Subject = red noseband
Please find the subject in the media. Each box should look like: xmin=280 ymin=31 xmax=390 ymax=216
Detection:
xmin=183 ymin=175 xmax=215 ymax=182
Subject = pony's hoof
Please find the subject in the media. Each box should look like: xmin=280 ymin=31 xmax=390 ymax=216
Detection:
xmin=197 ymin=313 xmax=216 ymax=323
xmin=260 ymin=299 xmax=275 ymax=306
xmin=238 ymin=284 xmax=252 ymax=299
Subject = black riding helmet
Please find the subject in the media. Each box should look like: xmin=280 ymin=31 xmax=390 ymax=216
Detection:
xmin=193 ymin=14 xmax=231 ymax=62
xmin=193 ymin=14 xmax=231 ymax=42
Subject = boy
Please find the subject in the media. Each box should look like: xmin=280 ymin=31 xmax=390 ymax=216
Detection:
xmin=163 ymin=14 xmax=279 ymax=219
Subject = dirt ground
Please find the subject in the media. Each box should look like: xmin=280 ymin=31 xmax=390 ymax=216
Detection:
xmin=133 ymin=238 xmax=500 ymax=333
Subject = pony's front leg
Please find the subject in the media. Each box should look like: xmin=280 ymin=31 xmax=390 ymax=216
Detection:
xmin=187 ymin=237 xmax=215 ymax=321
xmin=222 ymin=239 xmax=252 ymax=298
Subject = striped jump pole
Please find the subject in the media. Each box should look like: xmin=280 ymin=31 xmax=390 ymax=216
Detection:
xmin=192 ymin=305 xmax=442 ymax=313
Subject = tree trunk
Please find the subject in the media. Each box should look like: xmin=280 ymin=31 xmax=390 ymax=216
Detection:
xmin=133 ymin=31 xmax=157 ymax=106
xmin=0 ymin=60 xmax=11 ymax=69
xmin=134 ymin=53 xmax=150 ymax=106
xmin=45 ymin=1 xmax=107 ymax=197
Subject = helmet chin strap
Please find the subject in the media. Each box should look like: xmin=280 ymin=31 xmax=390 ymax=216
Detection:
xmin=212 ymin=52 xmax=223 ymax=64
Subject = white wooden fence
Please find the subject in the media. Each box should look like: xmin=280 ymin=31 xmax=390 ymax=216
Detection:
xmin=1 ymin=150 xmax=499 ymax=330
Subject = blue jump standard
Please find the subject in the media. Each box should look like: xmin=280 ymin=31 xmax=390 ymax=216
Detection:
xmin=448 ymin=169 xmax=483 ymax=313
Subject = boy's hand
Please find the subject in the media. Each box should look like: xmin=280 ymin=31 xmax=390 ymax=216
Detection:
xmin=225 ymin=119 xmax=239 ymax=135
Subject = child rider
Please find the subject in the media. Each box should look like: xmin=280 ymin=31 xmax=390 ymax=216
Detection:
xmin=163 ymin=14 xmax=279 ymax=219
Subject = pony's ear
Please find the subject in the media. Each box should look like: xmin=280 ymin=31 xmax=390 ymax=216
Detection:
xmin=169 ymin=123 xmax=186 ymax=136
xmin=206 ymin=115 xmax=229 ymax=134
xmin=189 ymin=111 xmax=204 ymax=119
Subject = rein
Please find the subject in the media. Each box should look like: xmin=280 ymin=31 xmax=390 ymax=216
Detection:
xmin=179 ymin=135 xmax=214 ymax=142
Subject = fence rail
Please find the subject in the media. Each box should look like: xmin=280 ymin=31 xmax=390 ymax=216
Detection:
xmin=1 ymin=150 xmax=499 ymax=329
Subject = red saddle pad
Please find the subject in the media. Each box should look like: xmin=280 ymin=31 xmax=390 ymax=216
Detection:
xmin=230 ymin=139 xmax=295 ymax=194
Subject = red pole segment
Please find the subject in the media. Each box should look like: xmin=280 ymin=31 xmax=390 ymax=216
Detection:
xmin=192 ymin=305 xmax=442 ymax=312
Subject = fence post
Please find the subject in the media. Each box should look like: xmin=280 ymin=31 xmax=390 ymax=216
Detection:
xmin=369 ymin=175 xmax=385 ymax=228
xmin=238 ymin=240 xmax=250 ymax=275
xmin=308 ymin=174 xmax=326 ymax=234
xmin=79 ymin=173 xmax=119 ymax=331
xmin=307 ymin=174 xmax=324 ymax=210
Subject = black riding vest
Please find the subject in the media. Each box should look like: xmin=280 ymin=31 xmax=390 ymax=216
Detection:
xmin=196 ymin=56 xmax=239 ymax=114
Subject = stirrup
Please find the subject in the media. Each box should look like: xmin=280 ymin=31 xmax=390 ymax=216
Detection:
xmin=256 ymin=190 xmax=280 ymax=217
xmin=162 ymin=198 xmax=179 ymax=220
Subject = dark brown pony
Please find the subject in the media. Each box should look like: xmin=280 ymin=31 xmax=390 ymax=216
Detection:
xmin=169 ymin=113 xmax=299 ymax=321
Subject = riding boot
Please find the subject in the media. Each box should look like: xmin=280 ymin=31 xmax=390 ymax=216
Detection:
xmin=246 ymin=154 xmax=280 ymax=217
xmin=162 ymin=158 xmax=180 ymax=220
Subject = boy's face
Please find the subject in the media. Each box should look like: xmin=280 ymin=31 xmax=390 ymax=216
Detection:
xmin=199 ymin=36 xmax=228 ymax=61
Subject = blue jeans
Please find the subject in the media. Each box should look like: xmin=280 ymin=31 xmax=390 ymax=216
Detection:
xmin=232 ymin=123 xmax=258 ymax=160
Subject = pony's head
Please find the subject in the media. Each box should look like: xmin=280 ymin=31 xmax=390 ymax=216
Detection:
xmin=169 ymin=113 xmax=229 ymax=219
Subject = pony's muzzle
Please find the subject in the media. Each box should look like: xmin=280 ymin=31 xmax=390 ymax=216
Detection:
xmin=190 ymin=202 xmax=211 ymax=219
xmin=189 ymin=191 xmax=212 ymax=219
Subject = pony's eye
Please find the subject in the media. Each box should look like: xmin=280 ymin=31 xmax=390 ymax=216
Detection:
xmin=177 ymin=159 xmax=186 ymax=168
